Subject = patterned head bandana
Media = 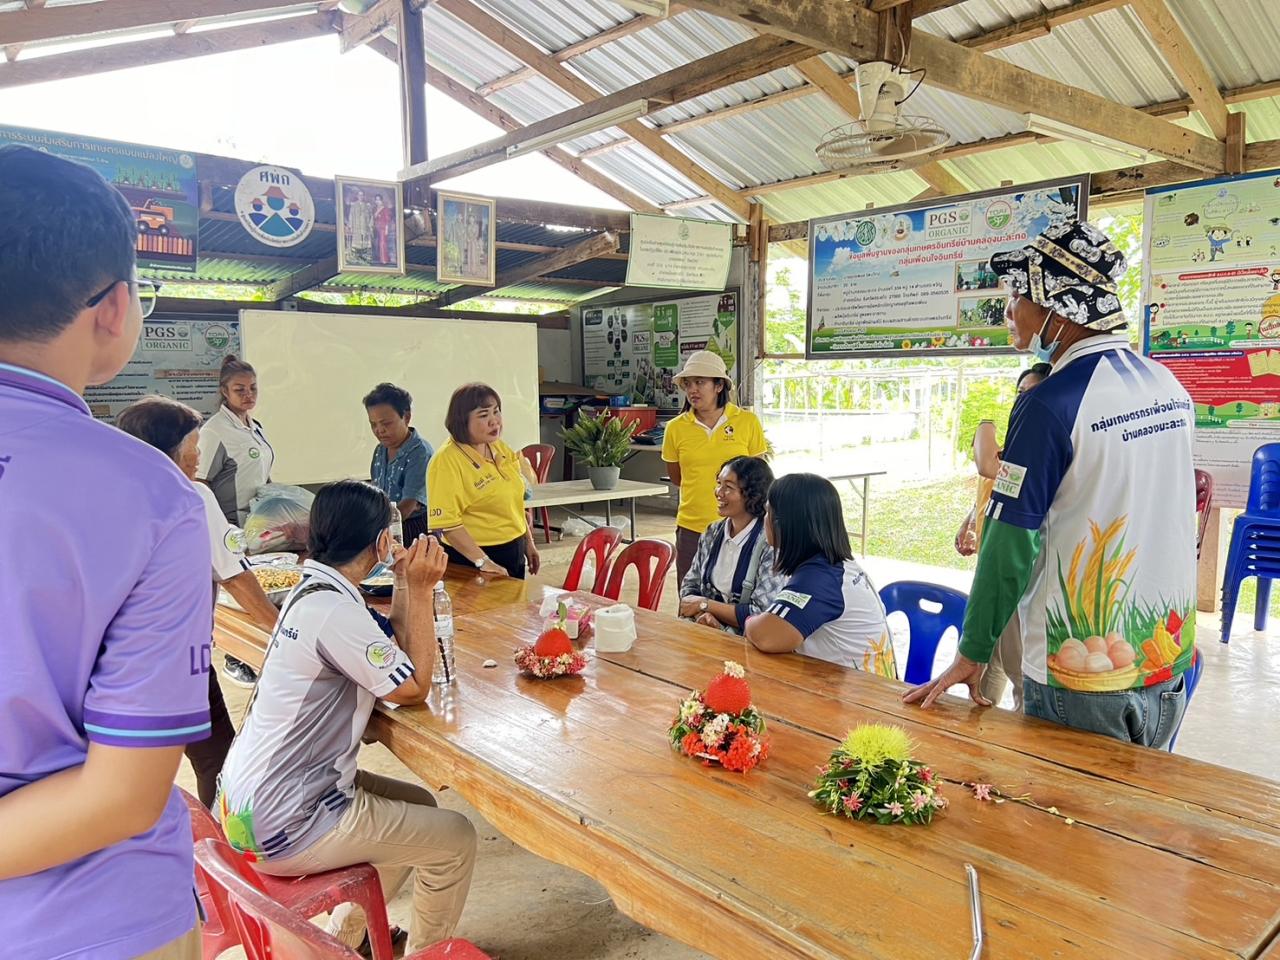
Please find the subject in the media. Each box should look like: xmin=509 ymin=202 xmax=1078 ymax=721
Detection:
xmin=990 ymin=219 xmax=1128 ymax=330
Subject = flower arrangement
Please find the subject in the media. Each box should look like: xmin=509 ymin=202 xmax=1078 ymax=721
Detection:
xmin=667 ymin=661 xmax=769 ymax=773
xmin=810 ymin=724 xmax=946 ymax=825
xmin=514 ymin=612 xmax=587 ymax=679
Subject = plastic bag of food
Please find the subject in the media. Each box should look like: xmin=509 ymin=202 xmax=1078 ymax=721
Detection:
xmin=244 ymin=492 xmax=312 ymax=554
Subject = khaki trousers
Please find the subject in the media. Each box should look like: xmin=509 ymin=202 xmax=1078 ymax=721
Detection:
xmin=979 ymin=613 xmax=1025 ymax=711
xmin=255 ymin=770 xmax=476 ymax=952
xmin=134 ymin=922 xmax=200 ymax=960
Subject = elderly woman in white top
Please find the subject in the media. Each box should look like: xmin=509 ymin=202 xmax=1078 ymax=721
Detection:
xmin=678 ymin=456 xmax=786 ymax=634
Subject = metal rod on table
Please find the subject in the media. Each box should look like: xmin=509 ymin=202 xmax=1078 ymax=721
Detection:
xmin=966 ymin=863 xmax=984 ymax=960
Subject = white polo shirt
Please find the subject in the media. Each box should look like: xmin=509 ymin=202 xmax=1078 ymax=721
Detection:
xmin=196 ymin=482 xmax=250 ymax=583
xmin=217 ymin=560 xmax=415 ymax=861
xmin=710 ymin=518 xmax=758 ymax=596
xmin=198 ymin=404 xmax=275 ymax=524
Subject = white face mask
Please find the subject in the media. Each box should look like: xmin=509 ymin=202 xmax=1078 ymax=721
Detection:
xmin=379 ymin=529 xmax=394 ymax=568
xmin=1027 ymin=307 xmax=1059 ymax=363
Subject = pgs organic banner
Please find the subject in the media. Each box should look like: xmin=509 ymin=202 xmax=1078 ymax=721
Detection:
xmin=84 ymin=319 xmax=241 ymax=423
xmin=807 ymin=176 xmax=1087 ymax=357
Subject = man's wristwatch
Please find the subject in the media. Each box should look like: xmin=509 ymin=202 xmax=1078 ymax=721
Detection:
xmin=699 ymin=600 xmax=709 ymax=613
xmin=474 ymin=555 xmax=487 ymax=569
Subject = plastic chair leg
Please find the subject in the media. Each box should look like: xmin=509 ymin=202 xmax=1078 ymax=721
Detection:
xmin=1220 ymin=526 xmax=1247 ymax=645
xmin=1256 ymin=577 xmax=1273 ymax=632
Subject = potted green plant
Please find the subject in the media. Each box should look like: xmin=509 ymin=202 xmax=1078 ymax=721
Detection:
xmin=560 ymin=411 xmax=637 ymax=490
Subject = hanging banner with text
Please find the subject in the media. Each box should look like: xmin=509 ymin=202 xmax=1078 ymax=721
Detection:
xmin=582 ymin=290 xmax=738 ymax=409
xmin=0 ymin=125 xmax=199 ymax=274
xmin=84 ymin=318 xmax=241 ymax=423
xmin=806 ymin=175 xmax=1088 ymax=357
xmin=625 ymin=213 xmax=733 ymax=291
xmin=1142 ymin=168 xmax=1280 ymax=507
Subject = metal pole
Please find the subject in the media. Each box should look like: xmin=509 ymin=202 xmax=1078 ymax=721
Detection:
xmin=966 ymin=863 xmax=985 ymax=959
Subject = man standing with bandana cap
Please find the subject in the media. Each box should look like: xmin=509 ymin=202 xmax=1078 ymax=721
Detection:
xmin=905 ymin=220 xmax=1198 ymax=750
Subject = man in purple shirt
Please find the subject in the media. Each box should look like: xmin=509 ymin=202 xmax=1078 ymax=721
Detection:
xmin=0 ymin=146 xmax=213 ymax=958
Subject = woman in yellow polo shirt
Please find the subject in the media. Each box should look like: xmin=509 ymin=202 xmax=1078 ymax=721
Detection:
xmin=428 ymin=383 xmax=541 ymax=578
xmin=662 ymin=350 xmax=767 ymax=585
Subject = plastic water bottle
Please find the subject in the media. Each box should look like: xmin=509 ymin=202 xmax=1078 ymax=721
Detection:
xmin=432 ymin=582 xmax=455 ymax=685
xmin=388 ymin=503 xmax=404 ymax=547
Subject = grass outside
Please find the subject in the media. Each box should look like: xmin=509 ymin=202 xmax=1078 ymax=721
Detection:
xmin=848 ymin=476 xmax=1280 ymax=617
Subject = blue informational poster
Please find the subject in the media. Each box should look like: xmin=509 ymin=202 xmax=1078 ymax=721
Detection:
xmin=0 ymin=124 xmax=199 ymax=273
xmin=807 ymin=175 xmax=1088 ymax=357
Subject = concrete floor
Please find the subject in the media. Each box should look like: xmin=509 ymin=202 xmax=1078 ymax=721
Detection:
xmin=187 ymin=505 xmax=1280 ymax=958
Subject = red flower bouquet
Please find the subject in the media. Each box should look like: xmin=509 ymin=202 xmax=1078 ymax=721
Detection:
xmin=514 ymin=622 xmax=587 ymax=679
xmin=667 ymin=661 xmax=769 ymax=773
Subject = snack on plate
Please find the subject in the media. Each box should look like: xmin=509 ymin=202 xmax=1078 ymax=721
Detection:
xmin=253 ymin=567 xmax=302 ymax=593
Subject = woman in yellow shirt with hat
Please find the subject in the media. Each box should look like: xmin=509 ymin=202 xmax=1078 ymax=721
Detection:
xmin=662 ymin=350 xmax=767 ymax=585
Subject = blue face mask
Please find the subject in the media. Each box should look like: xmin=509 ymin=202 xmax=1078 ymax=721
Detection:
xmin=1027 ymin=307 xmax=1059 ymax=363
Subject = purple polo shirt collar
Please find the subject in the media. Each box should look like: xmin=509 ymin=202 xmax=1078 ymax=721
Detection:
xmin=0 ymin=361 xmax=89 ymax=414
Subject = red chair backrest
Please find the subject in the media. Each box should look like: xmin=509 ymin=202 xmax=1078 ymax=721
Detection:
xmin=1194 ymin=468 xmax=1214 ymax=557
xmin=195 ymin=838 xmax=358 ymax=960
xmin=180 ymin=787 xmax=223 ymax=844
xmin=562 ymin=526 xmax=622 ymax=594
xmin=522 ymin=444 xmax=556 ymax=483
xmin=602 ymin=539 xmax=675 ymax=611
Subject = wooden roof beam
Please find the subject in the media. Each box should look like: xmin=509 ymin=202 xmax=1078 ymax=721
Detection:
xmin=266 ymin=256 xmax=340 ymax=300
xmin=435 ymin=0 xmax=754 ymax=220
xmin=963 ymin=0 xmax=1129 ymax=52
xmin=476 ymin=4 xmax=685 ymax=97
xmin=680 ymin=0 xmax=1225 ymax=172
xmin=436 ymin=229 xmax=620 ymax=306
xmin=0 ymin=0 xmax=324 ymax=46
xmin=364 ymin=33 xmax=658 ymax=213
xmin=406 ymin=34 xmax=806 ymax=185
xmin=0 ymin=14 xmax=338 ymax=88
xmin=869 ymin=0 xmax=968 ymax=13
xmin=1131 ymin=0 xmax=1229 ymax=141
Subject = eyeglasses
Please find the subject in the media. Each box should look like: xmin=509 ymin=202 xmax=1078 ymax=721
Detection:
xmin=86 ymin=279 xmax=162 ymax=319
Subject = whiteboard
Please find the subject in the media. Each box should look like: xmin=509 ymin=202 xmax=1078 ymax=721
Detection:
xmin=240 ymin=309 xmax=540 ymax=485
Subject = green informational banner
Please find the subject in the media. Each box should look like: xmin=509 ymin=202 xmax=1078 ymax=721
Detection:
xmin=653 ymin=303 xmax=679 ymax=368
xmin=806 ymin=176 xmax=1087 ymax=357
xmin=582 ymin=290 xmax=738 ymax=409
xmin=0 ymin=124 xmax=200 ymax=273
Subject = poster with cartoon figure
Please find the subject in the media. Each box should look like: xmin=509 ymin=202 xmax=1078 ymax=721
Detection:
xmin=807 ymin=176 xmax=1088 ymax=357
xmin=582 ymin=291 xmax=739 ymax=409
xmin=1142 ymin=168 xmax=1280 ymax=507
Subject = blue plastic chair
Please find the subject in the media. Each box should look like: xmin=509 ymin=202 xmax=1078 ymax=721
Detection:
xmin=878 ymin=581 xmax=969 ymax=685
xmin=1219 ymin=442 xmax=1280 ymax=643
xmin=1168 ymin=648 xmax=1203 ymax=752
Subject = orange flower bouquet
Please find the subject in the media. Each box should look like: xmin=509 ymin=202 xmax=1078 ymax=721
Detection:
xmin=514 ymin=614 xmax=587 ymax=678
xmin=667 ymin=661 xmax=769 ymax=773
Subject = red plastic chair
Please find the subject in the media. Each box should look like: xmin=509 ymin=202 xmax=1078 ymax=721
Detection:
xmin=195 ymin=839 xmax=491 ymax=960
xmin=562 ymin=526 xmax=623 ymax=595
xmin=602 ymin=538 xmax=675 ymax=611
xmin=1195 ymin=468 xmax=1214 ymax=559
xmin=181 ymin=789 xmax=394 ymax=960
xmin=522 ymin=443 xmax=556 ymax=543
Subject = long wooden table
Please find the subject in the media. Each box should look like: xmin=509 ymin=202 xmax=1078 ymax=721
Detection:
xmin=214 ymin=569 xmax=1280 ymax=960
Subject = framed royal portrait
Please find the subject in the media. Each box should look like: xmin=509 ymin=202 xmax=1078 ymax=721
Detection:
xmin=335 ymin=176 xmax=405 ymax=275
xmin=436 ymin=190 xmax=496 ymax=286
